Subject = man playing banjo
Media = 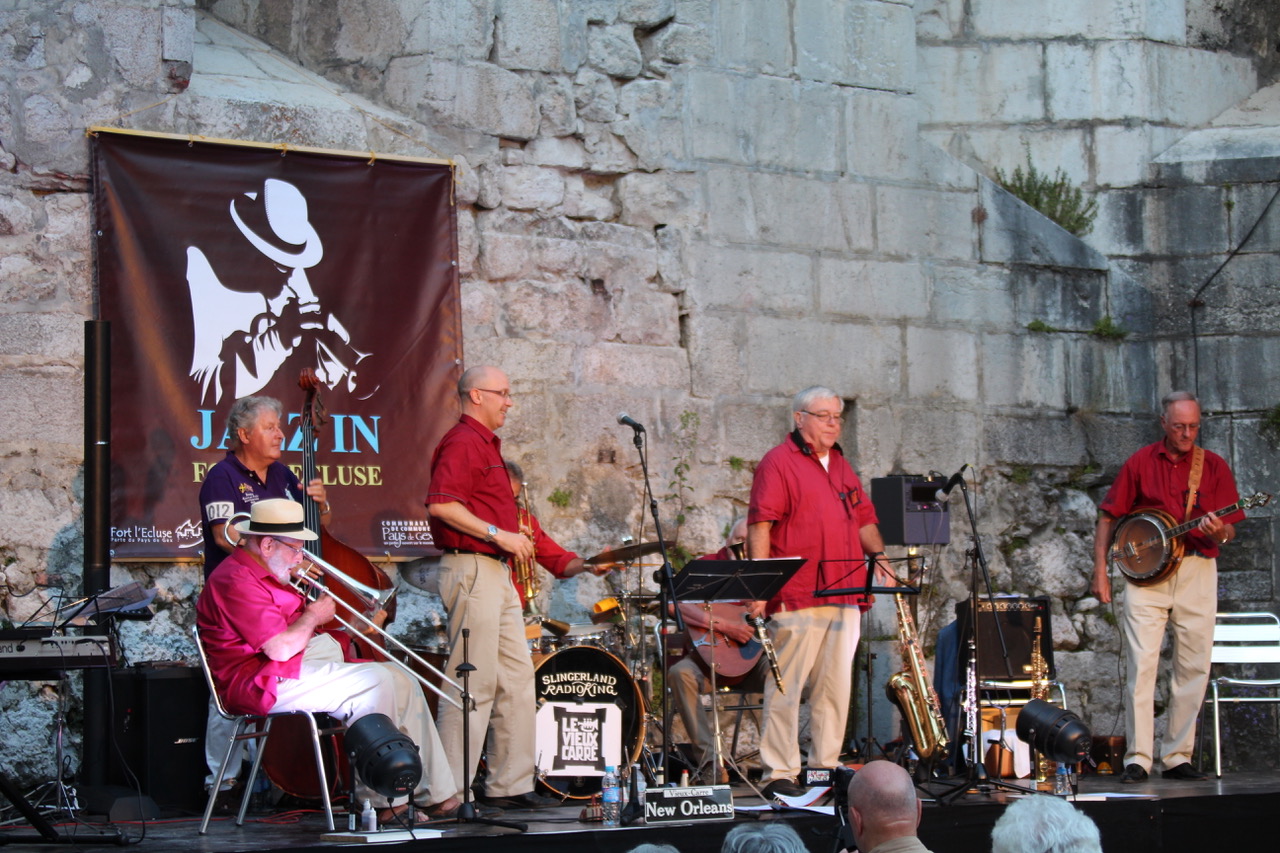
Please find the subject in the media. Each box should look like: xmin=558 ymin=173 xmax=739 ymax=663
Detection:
xmin=1090 ymin=390 xmax=1243 ymax=783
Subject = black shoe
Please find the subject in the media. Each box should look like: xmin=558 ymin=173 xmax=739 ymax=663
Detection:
xmin=1162 ymin=763 xmax=1207 ymax=781
xmin=476 ymin=790 xmax=563 ymax=809
xmin=761 ymin=778 xmax=807 ymax=799
xmin=1120 ymin=764 xmax=1148 ymax=783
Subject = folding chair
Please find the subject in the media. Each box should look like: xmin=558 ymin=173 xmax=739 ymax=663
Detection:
xmin=192 ymin=626 xmax=346 ymax=833
xmin=1206 ymin=612 xmax=1280 ymax=777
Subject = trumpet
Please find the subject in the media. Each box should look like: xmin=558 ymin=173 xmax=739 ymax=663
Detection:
xmin=515 ymin=481 xmax=540 ymax=616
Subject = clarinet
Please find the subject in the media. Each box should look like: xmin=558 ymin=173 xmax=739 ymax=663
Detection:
xmin=748 ymin=614 xmax=786 ymax=695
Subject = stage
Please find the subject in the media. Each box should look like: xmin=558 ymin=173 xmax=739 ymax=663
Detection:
xmin=2 ymin=769 xmax=1277 ymax=852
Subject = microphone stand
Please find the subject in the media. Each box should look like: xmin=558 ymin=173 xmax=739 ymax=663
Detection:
xmin=625 ymin=425 xmax=684 ymax=785
xmin=450 ymin=629 xmax=526 ymax=831
xmin=925 ymin=478 xmax=1025 ymax=805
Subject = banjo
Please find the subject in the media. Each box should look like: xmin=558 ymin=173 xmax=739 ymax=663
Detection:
xmin=1108 ymin=492 xmax=1271 ymax=586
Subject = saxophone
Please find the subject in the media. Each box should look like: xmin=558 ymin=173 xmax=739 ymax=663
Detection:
xmin=886 ymin=590 xmax=950 ymax=763
xmin=515 ymin=482 xmax=540 ymax=616
xmin=1029 ymin=615 xmax=1054 ymax=788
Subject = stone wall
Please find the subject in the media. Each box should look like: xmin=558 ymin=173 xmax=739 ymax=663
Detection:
xmin=2 ymin=0 xmax=1278 ymax=786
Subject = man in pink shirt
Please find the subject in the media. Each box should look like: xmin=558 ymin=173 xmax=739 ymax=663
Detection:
xmin=196 ymin=499 xmax=459 ymax=823
xmin=747 ymin=386 xmax=891 ymax=799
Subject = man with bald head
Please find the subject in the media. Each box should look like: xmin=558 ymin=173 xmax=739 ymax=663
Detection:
xmin=845 ymin=761 xmax=933 ymax=853
xmin=426 ymin=365 xmax=555 ymax=809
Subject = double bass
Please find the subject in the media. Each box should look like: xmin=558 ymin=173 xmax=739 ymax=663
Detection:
xmin=257 ymin=369 xmax=399 ymax=801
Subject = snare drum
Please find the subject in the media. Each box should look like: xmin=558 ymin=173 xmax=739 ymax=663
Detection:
xmin=560 ymin=623 xmax=615 ymax=650
xmin=533 ymin=646 xmax=646 ymax=799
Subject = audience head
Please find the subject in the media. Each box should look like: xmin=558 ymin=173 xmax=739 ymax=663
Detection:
xmin=845 ymin=761 xmax=923 ymax=851
xmin=990 ymin=794 xmax=1102 ymax=853
xmin=626 ymin=845 xmax=681 ymax=853
xmin=720 ymin=821 xmax=806 ymax=853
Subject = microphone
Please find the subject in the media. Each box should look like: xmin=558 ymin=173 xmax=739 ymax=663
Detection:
xmin=617 ymin=413 xmax=645 ymax=433
xmin=934 ymin=464 xmax=971 ymax=502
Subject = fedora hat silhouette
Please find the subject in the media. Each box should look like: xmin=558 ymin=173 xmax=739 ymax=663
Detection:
xmin=229 ymin=179 xmax=323 ymax=269
xmin=232 ymin=498 xmax=318 ymax=541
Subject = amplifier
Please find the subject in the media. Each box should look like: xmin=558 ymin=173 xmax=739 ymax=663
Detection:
xmin=955 ymin=597 xmax=1055 ymax=681
xmin=870 ymin=475 xmax=950 ymax=546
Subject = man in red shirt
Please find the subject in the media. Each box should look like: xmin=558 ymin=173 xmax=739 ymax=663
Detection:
xmin=425 ymin=366 xmax=558 ymax=809
xmin=746 ymin=386 xmax=891 ymax=799
xmin=196 ymin=499 xmax=459 ymax=823
xmin=1091 ymin=390 xmax=1242 ymax=783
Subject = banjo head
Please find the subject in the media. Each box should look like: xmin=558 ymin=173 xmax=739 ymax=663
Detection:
xmin=1110 ymin=508 xmax=1182 ymax=585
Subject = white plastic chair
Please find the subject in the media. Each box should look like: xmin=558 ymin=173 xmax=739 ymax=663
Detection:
xmin=1207 ymin=612 xmax=1280 ymax=777
xmin=192 ymin=625 xmax=346 ymax=833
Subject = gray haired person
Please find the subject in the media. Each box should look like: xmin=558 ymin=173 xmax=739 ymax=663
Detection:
xmin=990 ymin=794 xmax=1102 ymax=853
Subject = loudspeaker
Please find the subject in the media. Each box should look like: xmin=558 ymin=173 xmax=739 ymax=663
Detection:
xmin=107 ymin=664 xmax=209 ymax=814
xmin=955 ymin=597 xmax=1054 ymax=681
xmin=870 ymin=475 xmax=950 ymax=546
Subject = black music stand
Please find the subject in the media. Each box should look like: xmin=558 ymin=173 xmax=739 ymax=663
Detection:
xmin=672 ymin=558 xmax=803 ymax=800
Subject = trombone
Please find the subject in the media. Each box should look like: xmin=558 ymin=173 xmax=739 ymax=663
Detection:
xmin=226 ymin=513 xmax=465 ymax=710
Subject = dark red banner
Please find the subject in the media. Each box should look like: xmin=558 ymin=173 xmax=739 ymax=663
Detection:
xmin=92 ymin=130 xmax=461 ymax=559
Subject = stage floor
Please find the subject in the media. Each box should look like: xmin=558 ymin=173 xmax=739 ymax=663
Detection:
xmin=2 ymin=770 xmax=1278 ymax=852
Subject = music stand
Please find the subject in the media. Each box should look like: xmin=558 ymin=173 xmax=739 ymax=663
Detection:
xmin=672 ymin=558 xmax=804 ymax=799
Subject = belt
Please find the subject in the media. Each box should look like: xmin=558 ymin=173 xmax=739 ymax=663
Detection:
xmin=442 ymin=548 xmax=507 ymax=564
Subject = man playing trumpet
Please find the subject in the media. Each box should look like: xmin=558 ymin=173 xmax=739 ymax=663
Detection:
xmin=196 ymin=499 xmax=461 ymax=823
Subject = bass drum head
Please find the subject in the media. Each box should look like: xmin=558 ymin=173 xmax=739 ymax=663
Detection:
xmin=532 ymin=646 xmax=645 ymax=800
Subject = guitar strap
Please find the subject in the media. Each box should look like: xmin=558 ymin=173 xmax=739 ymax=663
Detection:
xmin=1184 ymin=446 xmax=1205 ymax=523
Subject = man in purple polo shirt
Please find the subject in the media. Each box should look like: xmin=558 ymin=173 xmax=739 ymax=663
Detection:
xmin=746 ymin=385 xmax=891 ymax=800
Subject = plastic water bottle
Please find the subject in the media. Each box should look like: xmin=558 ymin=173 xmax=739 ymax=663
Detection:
xmin=1053 ymin=763 xmax=1071 ymax=797
xmin=361 ymin=798 xmax=377 ymax=831
xmin=601 ymin=766 xmax=621 ymax=827
xmin=621 ymin=763 xmax=646 ymax=825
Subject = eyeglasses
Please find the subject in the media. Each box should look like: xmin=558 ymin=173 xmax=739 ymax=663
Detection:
xmin=800 ymin=410 xmax=844 ymax=424
xmin=474 ymin=388 xmax=513 ymax=400
xmin=269 ymin=538 xmax=307 ymax=558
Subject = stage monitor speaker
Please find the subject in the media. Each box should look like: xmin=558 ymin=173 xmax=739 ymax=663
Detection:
xmin=955 ymin=597 xmax=1054 ymax=681
xmin=107 ymin=664 xmax=209 ymax=814
xmin=870 ymin=475 xmax=950 ymax=546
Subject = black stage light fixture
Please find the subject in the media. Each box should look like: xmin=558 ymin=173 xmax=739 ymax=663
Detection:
xmin=344 ymin=713 xmax=422 ymax=798
xmin=1015 ymin=699 xmax=1092 ymax=765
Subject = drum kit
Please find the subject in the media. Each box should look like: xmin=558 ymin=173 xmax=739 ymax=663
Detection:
xmin=524 ymin=539 xmax=668 ymax=799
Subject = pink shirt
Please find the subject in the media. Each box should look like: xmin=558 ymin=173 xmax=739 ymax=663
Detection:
xmin=1100 ymin=440 xmax=1242 ymax=558
xmin=748 ymin=434 xmax=879 ymax=613
xmin=425 ymin=415 xmax=518 ymax=554
xmin=196 ymin=548 xmax=311 ymax=715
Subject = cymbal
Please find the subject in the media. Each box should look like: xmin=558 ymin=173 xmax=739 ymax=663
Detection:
xmin=585 ymin=541 xmax=662 ymax=565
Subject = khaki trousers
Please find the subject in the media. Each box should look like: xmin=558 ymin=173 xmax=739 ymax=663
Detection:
xmin=1120 ymin=554 xmax=1216 ymax=771
xmin=436 ymin=552 xmax=536 ymax=797
xmin=759 ymin=605 xmax=860 ymax=782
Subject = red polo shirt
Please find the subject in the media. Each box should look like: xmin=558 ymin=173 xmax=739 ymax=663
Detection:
xmin=1099 ymin=440 xmax=1242 ymax=558
xmin=426 ymin=415 xmax=519 ymax=555
xmin=510 ymin=509 xmax=580 ymax=608
xmin=747 ymin=435 xmax=879 ymax=613
xmin=196 ymin=547 xmax=310 ymax=715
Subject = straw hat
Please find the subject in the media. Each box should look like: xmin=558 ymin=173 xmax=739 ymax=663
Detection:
xmin=232 ymin=498 xmax=318 ymax=541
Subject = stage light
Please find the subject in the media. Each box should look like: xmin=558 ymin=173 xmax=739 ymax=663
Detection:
xmin=1015 ymin=699 xmax=1092 ymax=766
xmin=344 ymin=713 xmax=422 ymax=798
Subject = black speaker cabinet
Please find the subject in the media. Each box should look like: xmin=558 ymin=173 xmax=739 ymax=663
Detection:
xmin=955 ymin=597 xmax=1055 ymax=681
xmin=107 ymin=664 xmax=209 ymax=814
xmin=870 ymin=475 xmax=950 ymax=546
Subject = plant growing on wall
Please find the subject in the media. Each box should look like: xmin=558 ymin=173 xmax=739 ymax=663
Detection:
xmin=995 ymin=152 xmax=1098 ymax=237
xmin=1261 ymin=404 xmax=1280 ymax=448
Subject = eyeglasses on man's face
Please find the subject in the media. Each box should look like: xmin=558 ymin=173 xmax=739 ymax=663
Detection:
xmin=800 ymin=410 xmax=843 ymax=425
xmin=474 ymin=388 xmax=513 ymax=400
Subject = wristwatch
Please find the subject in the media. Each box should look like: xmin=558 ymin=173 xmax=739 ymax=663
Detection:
xmin=484 ymin=524 xmax=498 ymax=543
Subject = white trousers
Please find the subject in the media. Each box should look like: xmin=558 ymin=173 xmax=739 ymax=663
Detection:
xmin=1120 ymin=555 xmax=1216 ymax=771
xmin=759 ymin=605 xmax=860 ymax=782
xmin=270 ymin=633 xmax=457 ymax=808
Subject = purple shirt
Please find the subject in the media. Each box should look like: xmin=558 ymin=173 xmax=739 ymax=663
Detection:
xmin=199 ymin=452 xmax=303 ymax=578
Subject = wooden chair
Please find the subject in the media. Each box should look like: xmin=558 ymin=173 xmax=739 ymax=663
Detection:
xmin=1206 ymin=612 xmax=1280 ymax=777
xmin=191 ymin=625 xmax=346 ymax=833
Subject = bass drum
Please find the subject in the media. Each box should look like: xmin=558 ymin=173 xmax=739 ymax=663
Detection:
xmin=532 ymin=646 xmax=645 ymax=799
